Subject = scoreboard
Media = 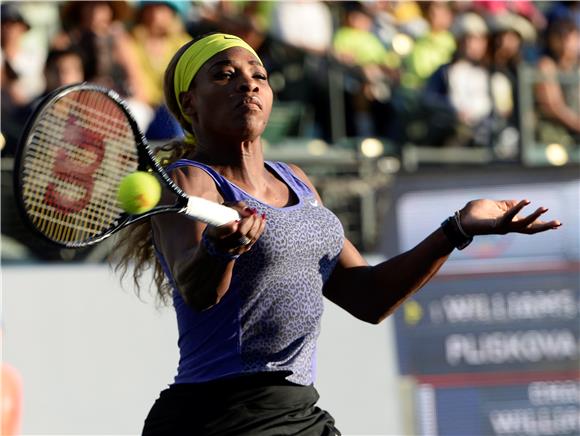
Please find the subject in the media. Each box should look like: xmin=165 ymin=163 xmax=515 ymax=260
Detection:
xmin=394 ymin=271 xmax=580 ymax=376
xmin=385 ymin=166 xmax=580 ymax=436
xmin=416 ymin=379 xmax=580 ymax=436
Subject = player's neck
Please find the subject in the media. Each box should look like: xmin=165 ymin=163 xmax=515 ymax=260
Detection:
xmin=193 ymin=138 xmax=267 ymax=187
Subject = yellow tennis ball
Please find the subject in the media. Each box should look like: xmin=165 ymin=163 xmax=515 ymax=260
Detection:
xmin=117 ymin=171 xmax=161 ymax=214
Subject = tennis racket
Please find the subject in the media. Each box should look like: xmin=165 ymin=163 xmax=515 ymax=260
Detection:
xmin=14 ymin=83 xmax=240 ymax=248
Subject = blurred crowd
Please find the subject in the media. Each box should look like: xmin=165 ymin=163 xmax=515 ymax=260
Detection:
xmin=1 ymin=0 xmax=579 ymax=161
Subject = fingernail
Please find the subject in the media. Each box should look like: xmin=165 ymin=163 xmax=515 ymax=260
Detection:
xmin=252 ymin=208 xmax=258 ymax=215
xmin=244 ymin=207 xmax=252 ymax=213
xmin=261 ymin=213 xmax=267 ymax=220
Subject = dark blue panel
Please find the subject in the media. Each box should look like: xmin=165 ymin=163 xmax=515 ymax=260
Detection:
xmin=394 ymin=271 xmax=580 ymax=375
xmin=419 ymin=380 xmax=580 ymax=436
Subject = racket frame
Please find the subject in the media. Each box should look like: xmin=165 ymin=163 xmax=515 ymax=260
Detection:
xmin=13 ymin=83 xmax=192 ymax=248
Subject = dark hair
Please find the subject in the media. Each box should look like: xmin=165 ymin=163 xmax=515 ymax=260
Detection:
xmin=418 ymin=1 xmax=435 ymax=18
xmin=44 ymin=47 xmax=83 ymax=71
xmin=135 ymin=1 xmax=179 ymax=25
xmin=2 ymin=58 xmax=19 ymax=81
xmin=0 ymin=3 xmax=30 ymax=29
xmin=59 ymin=1 xmax=132 ymax=31
xmin=544 ymin=17 xmax=577 ymax=60
xmin=546 ymin=17 xmax=576 ymax=38
xmin=114 ymin=33 xmax=217 ymax=304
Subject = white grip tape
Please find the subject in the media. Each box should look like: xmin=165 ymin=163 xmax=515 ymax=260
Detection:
xmin=184 ymin=196 xmax=240 ymax=227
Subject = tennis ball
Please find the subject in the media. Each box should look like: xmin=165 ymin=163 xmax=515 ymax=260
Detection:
xmin=117 ymin=171 xmax=161 ymax=214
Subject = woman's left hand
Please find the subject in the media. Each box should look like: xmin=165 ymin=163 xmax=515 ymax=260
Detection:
xmin=459 ymin=199 xmax=562 ymax=236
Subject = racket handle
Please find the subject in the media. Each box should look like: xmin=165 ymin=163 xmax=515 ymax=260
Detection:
xmin=184 ymin=196 xmax=241 ymax=227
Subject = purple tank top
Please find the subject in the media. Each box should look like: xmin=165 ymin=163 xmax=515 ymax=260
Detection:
xmin=156 ymin=160 xmax=344 ymax=385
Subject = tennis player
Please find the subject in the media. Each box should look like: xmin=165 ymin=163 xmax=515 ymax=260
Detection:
xmin=115 ymin=33 xmax=561 ymax=435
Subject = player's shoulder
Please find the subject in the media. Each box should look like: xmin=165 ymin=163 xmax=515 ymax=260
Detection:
xmin=284 ymin=162 xmax=321 ymax=199
xmin=285 ymin=162 xmax=309 ymax=182
xmin=169 ymin=164 xmax=220 ymax=201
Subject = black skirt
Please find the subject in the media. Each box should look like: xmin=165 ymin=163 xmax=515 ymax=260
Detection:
xmin=142 ymin=373 xmax=341 ymax=436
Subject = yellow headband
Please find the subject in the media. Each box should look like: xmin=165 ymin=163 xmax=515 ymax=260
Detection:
xmin=173 ymin=33 xmax=262 ymax=127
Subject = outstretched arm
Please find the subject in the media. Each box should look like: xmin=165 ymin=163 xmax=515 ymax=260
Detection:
xmin=324 ymin=229 xmax=452 ymax=324
xmin=323 ymin=199 xmax=561 ymax=324
xmin=287 ymin=164 xmax=562 ymax=324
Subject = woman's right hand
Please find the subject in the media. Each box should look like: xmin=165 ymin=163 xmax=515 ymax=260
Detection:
xmin=203 ymin=202 xmax=267 ymax=256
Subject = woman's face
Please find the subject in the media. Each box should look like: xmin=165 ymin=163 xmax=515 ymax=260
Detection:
xmin=140 ymin=4 xmax=175 ymax=35
xmin=46 ymin=54 xmax=84 ymax=91
xmin=562 ymin=29 xmax=579 ymax=60
xmin=428 ymin=3 xmax=453 ymax=32
xmin=464 ymin=34 xmax=488 ymax=62
xmin=0 ymin=21 xmax=28 ymax=47
xmin=497 ymin=31 xmax=521 ymax=59
xmin=184 ymin=46 xmax=273 ymax=143
xmin=81 ymin=2 xmax=113 ymax=34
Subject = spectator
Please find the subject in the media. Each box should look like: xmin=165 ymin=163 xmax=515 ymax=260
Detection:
xmin=2 ymin=48 xmax=84 ymax=154
xmin=23 ymin=47 xmax=86 ymax=119
xmin=1 ymin=3 xmax=45 ymax=105
xmin=53 ymin=1 xmax=155 ymax=131
xmin=52 ymin=3 xmax=148 ymax=97
xmin=534 ymin=18 xmax=580 ymax=148
xmin=423 ymin=12 xmax=494 ymax=148
xmin=191 ymin=1 xmax=272 ymax=53
xmin=389 ymin=1 xmax=455 ymax=147
xmin=131 ymin=1 xmax=191 ymax=108
xmin=487 ymin=12 xmax=536 ymax=159
xmin=270 ymin=0 xmax=333 ymax=55
xmin=1 ymin=59 xmax=28 ymax=157
xmin=1 ymin=3 xmax=38 ymax=157
xmin=130 ymin=1 xmax=191 ymax=141
xmin=401 ymin=1 xmax=456 ymax=90
xmin=265 ymin=1 xmax=334 ymax=141
xmin=43 ymin=47 xmax=85 ymax=94
xmin=2 ymin=45 xmax=99 ymax=261
xmin=333 ymin=2 xmax=400 ymax=71
xmin=333 ymin=1 xmax=400 ymax=137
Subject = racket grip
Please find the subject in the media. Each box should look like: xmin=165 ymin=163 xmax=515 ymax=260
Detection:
xmin=184 ymin=196 xmax=241 ymax=227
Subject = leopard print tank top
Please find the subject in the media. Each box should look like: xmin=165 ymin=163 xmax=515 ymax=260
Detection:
xmin=157 ymin=160 xmax=344 ymax=385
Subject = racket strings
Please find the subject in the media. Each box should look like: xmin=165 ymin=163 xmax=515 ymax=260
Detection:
xmin=25 ymin=105 xmax=137 ymax=194
xmin=20 ymin=90 xmax=140 ymax=244
xmin=82 ymin=90 xmax=132 ymax=241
